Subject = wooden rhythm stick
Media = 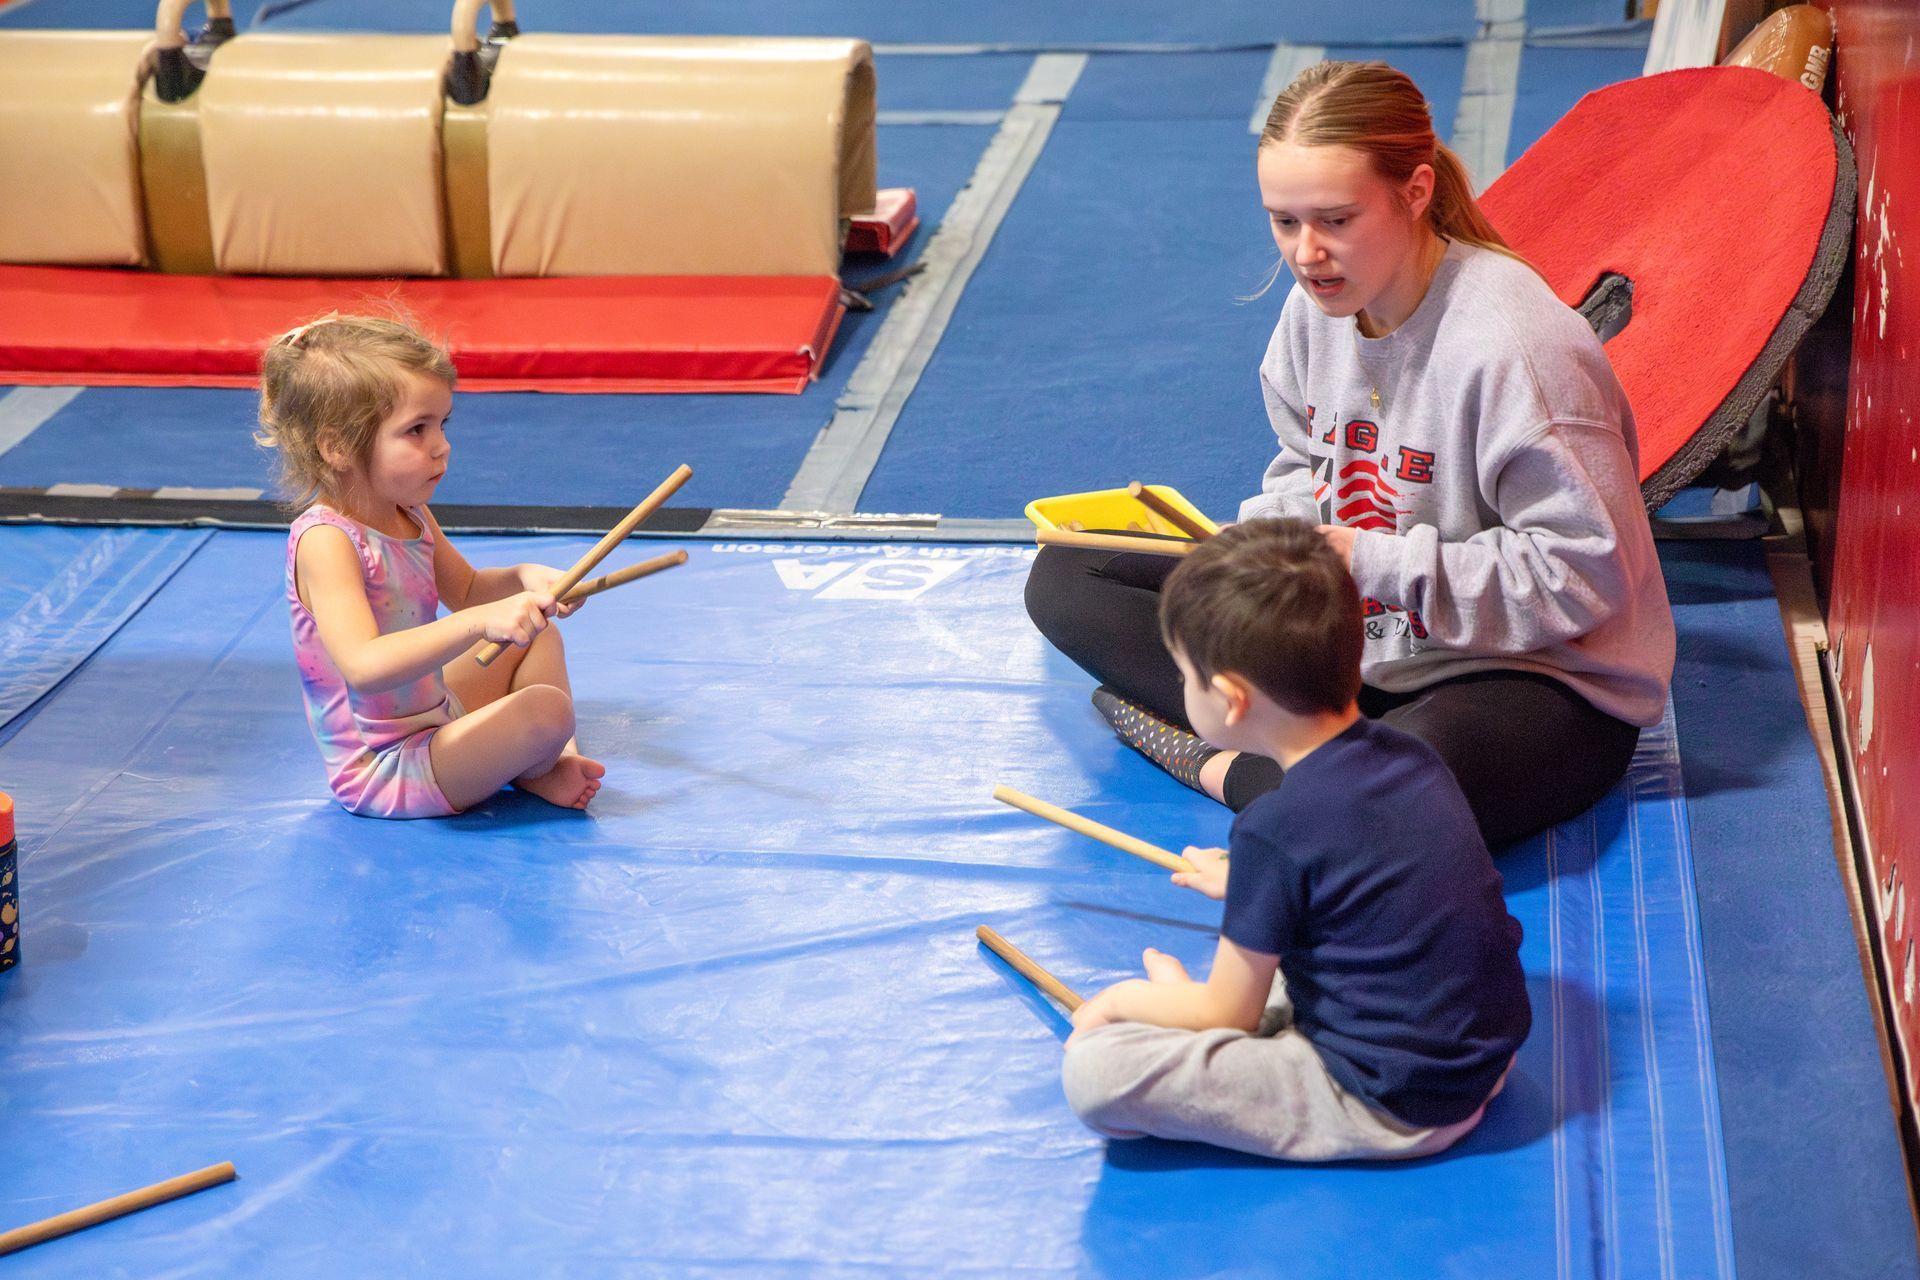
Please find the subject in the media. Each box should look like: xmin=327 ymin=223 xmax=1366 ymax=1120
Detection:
xmin=976 ymin=925 xmax=1083 ymax=1012
xmin=475 ymin=463 xmax=693 ymax=666
xmin=560 ymin=549 xmax=689 ymax=605
xmin=1126 ymin=482 xmax=1213 ymax=540
xmin=992 ymin=784 xmax=1195 ymax=874
xmin=1035 ymin=529 xmax=1196 ymax=558
xmin=0 ymin=1161 xmax=236 ymax=1256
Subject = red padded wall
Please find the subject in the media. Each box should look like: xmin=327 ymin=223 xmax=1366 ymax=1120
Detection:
xmin=1820 ymin=0 xmax=1920 ymax=1106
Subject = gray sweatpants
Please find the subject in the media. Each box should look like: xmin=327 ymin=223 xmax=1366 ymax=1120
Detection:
xmin=1060 ymin=975 xmax=1501 ymax=1162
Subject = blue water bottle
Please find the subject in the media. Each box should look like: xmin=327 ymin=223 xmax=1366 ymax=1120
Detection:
xmin=0 ymin=790 xmax=16 ymax=972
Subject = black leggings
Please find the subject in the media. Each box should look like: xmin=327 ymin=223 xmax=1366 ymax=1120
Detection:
xmin=1024 ymin=541 xmax=1642 ymax=851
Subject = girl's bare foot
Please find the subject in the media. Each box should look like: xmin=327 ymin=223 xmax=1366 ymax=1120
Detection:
xmin=516 ymin=752 xmax=606 ymax=809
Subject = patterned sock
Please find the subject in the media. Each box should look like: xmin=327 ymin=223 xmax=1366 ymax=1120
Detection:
xmin=1090 ymin=686 xmax=1219 ymax=792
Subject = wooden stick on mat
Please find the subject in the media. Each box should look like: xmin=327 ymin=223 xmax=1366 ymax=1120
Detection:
xmin=1035 ymin=529 xmax=1196 ymax=558
xmin=560 ymin=549 xmax=689 ymax=605
xmin=992 ymin=785 xmax=1195 ymax=874
xmin=0 ymin=1162 xmax=236 ymax=1257
xmin=476 ymin=464 xmax=692 ymax=666
xmin=1127 ymin=482 xmax=1213 ymax=540
xmin=976 ymin=925 xmax=1083 ymax=1012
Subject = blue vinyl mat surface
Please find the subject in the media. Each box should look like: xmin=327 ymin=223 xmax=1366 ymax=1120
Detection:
xmin=0 ymin=526 xmax=210 ymax=742
xmin=1 ymin=531 xmax=1735 ymax=1276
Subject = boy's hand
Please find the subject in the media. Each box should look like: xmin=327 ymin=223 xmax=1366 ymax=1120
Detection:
xmin=479 ymin=591 xmax=556 ymax=648
xmin=1065 ymin=981 xmax=1142 ymax=1048
xmin=1140 ymin=947 xmax=1192 ymax=984
xmin=519 ymin=564 xmax=582 ymax=618
xmin=1171 ymin=847 xmax=1230 ymax=899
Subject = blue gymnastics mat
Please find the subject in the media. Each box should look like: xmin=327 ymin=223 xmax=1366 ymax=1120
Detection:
xmin=0 ymin=530 xmax=1734 ymax=1276
xmin=0 ymin=525 xmax=210 ymax=743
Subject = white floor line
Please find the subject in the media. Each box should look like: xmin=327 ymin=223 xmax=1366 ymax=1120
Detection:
xmin=150 ymin=486 xmax=267 ymax=500
xmin=873 ymin=41 xmax=1274 ymax=56
xmin=877 ymin=109 xmax=1008 ymax=126
xmin=1249 ymin=43 xmax=1327 ymax=134
xmin=0 ymin=386 xmax=82 ymax=459
xmin=1643 ymin=0 xmax=1728 ymax=74
xmin=779 ymin=53 xmax=1087 ymax=515
xmin=1450 ymin=0 xmax=1528 ymax=191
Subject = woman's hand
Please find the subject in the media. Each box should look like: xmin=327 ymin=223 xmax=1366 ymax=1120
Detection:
xmin=1315 ymin=523 xmax=1357 ymax=569
xmin=1171 ymin=847 xmax=1230 ymax=900
xmin=518 ymin=564 xmax=581 ymax=617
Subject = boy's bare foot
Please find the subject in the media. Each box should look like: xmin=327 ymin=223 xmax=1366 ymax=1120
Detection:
xmin=1142 ymin=947 xmax=1192 ymax=984
xmin=516 ymin=752 xmax=606 ymax=809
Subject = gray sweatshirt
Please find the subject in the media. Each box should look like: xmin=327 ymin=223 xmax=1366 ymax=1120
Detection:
xmin=1240 ymin=240 xmax=1674 ymax=728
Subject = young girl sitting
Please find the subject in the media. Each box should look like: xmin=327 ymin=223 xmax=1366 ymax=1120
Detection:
xmin=259 ymin=314 xmax=605 ymax=818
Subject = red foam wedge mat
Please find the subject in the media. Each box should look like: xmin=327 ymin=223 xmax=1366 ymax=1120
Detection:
xmin=0 ymin=268 xmax=846 ymax=394
xmin=1480 ymin=66 xmax=1840 ymax=488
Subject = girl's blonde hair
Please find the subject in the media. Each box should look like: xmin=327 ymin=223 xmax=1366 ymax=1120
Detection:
xmin=255 ymin=313 xmax=456 ymax=508
xmin=1260 ymin=60 xmax=1530 ymax=267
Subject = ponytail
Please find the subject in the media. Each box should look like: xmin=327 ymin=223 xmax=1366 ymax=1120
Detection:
xmin=1427 ymin=141 xmax=1530 ymax=265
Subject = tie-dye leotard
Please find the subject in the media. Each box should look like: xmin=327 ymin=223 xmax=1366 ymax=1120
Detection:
xmin=287 ymin=505 xmax=464 ymax=818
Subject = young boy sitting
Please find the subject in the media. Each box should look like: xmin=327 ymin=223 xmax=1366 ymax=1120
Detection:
xmin=1062 ymin=519 xmax=1531 ymax=1160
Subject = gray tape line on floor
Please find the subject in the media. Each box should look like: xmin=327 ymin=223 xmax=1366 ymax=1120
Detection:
xmin=780 ymin=53 xmax=1088 ymax=514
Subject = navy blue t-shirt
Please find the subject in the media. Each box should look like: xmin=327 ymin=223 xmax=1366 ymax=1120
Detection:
xmin=1221 ymin=717 xmax=1530 ymax=1127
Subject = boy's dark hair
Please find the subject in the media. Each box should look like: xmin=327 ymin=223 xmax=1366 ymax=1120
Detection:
xmin=1158 ymin=519 xmax=1363 ymax=715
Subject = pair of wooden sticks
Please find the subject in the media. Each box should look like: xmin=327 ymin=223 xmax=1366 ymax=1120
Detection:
xmin=981 ymin=785 xmax=1206 ymax=1015
xmin=1034 ymin=482 xmax=1214 ymax=558
xmin=475 ymin=464 xmax=693 ymax=667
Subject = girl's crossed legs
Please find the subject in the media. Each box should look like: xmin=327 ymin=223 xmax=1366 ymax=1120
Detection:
xmin=431 ymin=623 xmax=605 ymax=810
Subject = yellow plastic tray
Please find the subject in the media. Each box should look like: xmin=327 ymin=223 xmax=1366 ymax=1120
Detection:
xmin=1024 ymin=485 xmax=1219 ymax=537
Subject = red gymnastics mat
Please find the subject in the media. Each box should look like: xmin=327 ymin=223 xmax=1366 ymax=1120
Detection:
xmin=847 ymin=187 xmax=920 ymax=257
xmin=0 ymin=267 xmax=846 ymax=394
xmin=1480 ymin=66 xmax=1853 ymax=510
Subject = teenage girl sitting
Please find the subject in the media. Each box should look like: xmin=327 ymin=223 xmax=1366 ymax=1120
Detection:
xmin=1026 ymin=61 xmax=1675 ymax=849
